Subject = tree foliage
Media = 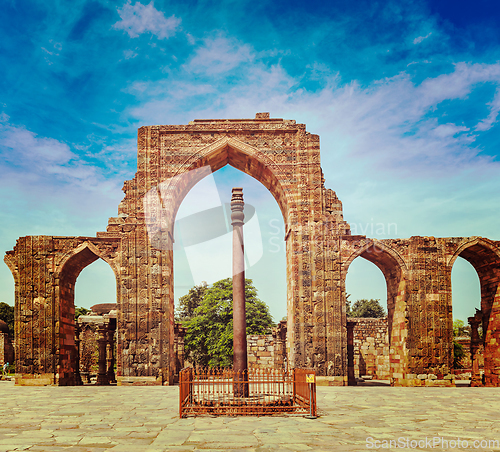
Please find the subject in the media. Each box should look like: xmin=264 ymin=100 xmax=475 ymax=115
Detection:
xmin=175 ymin=282 xmax=208 ymax=322
xmin=0 ymin=302 xmax=14 ymax=335
xmin=75 ymin=306 xmax=90 ymax=320
xmin=453 ymin=341 xmax=466 ymax=369
xmin=182 ymin=278 xmax=274 ymax=368
xmin=347 ymin=298 xmax=386 ymax=318
xmin=453 ymin=319 xmax=471 ymax=337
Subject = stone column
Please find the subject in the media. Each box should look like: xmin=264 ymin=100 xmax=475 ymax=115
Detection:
xmin=74 ymin=323 xmax=83 ymax=386
xmin=468 ymin=312 xmax=483 ymax=387
xmin=231 ymin=187 xmax=248 ymax=397
xmin=106 ymin=327 xmax=116 ymax=384
xmin=97 ymin=324 xmax=109 ymax=385
xmin=347 ymin=321 xmax=357 ymax=386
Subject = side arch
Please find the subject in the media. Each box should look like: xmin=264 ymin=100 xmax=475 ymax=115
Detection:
xmin=447 ymin=237 xmax=500 ymax=332
xmin=56 ymin=241 xmax=119 ymax=280
xmin=448 ymin=237 xmax=500 ymax=269
xmin=3 ymin=252 xmax=20 ymax=287
xmin=344 ymin=240 xmax=408 ymax=277
xmin=448 ymin=237 xmax=500 ymax=386
xmin=54 ymin=241 xmax=119 ymax=385
xmin=343 ymin=239 xmax=408 ymax=385
xmin=344 ymin=240 xmax=407 ymax=343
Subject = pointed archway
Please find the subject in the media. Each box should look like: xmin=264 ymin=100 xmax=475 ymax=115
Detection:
xmin=55 ymin=242 xmax=118 ymax=385
xmin=449 ymin=238 xmax=500 ymax=386
xmin=344 ymin=241 xmax=408 ymax=384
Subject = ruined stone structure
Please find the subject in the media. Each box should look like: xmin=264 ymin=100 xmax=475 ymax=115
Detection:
xmin=4 ymin=114 xmax=500 ymax=386
xmin=76 ymin=305 xmax=116 ymax=386
xmin=0 ymin=320 xmax=14 ymax=368
xmin=247 ymin=321 xmax=287 ymax=370
xmin=348 ymin=317 xmax=390 ymax=380
xmin=173 ymin=322 xmax=186 ymax=384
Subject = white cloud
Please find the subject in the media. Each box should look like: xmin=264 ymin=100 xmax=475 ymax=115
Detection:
xmin=120 ymin=39 xmax=500 ymax=243
xmin=475 ymin=89 xmax=500 ymax=131
xmin=413 ymin=32 xmax=432 ymax=44
xmin=0 ymin=117 xmax=129 ymax=195
xmin=123 ymin=49 xmax=138 ymax=59
xmin=184 ymin=36 xmax=254 ymax=75
xmin=0 ymin=118 xmax=75 ymax=166
xmin=114 ymin=1 xmax=181 ymax=39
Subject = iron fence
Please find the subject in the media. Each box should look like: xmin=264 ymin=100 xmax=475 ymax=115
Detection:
xmin=179 ymin=367 xmax=316 ymax=417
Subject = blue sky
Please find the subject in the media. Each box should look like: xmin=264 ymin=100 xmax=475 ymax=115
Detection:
xmin=1 ymin=0 xmax=499 ymax=323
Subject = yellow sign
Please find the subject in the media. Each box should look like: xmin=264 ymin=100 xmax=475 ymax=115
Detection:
xmin=306 ymin=374 xmax=315 ymax=383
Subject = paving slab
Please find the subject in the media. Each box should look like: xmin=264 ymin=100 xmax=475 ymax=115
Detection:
xmin=0 ymin=381 xmax=499 ymax=451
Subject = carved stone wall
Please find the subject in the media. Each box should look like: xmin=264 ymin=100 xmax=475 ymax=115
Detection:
xmin=4 ymin=114 xmax=500 ymax=386
xmin=105 ymin=115 xmax=352 ymax=384
xmin=341 ymin=235 xmax=500 ymax=386
xmin=4 ymin=237 xmax=120 ymax=385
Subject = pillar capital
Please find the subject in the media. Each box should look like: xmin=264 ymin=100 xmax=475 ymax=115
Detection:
xmin=231 ymin=187 xmax=244 ymax=227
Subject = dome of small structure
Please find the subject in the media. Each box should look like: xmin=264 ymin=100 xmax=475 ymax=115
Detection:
xmin=90 ymin=303 xmax=117 ymax=315
xmin=0 ymin=320 xmax=9 ymax=334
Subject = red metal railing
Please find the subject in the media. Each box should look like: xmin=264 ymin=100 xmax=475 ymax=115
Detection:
xmin=179 ymin=367 xmax=316 ymax=418
xmin=293 ymin=368 xmax=317 ymax=417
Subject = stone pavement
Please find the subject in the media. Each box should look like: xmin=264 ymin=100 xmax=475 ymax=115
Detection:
xmin=0 ymin=379 xmax=499 ymax=452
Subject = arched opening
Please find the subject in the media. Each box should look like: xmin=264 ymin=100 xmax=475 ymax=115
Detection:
xmin=345 ymin=257 xmax=387 ymax=313
xmin=73 ymin=258 xmax=118 ymax=384
xmin=57 ymin=243 xmax=118 ymax=385
xmin=174 ymin=165 xmax=286 ymax=321
xmin=145 ymin=138 xmax=291 ymax=248
xmin=450 ymin=239 xmax=500 ymax=386
xmin=451 ymin=257 xmax=481 ymax=378
xmin=75 ymin=258 xmax=117 ymax=310
xmin=172 ymin=164 xmax=287 ymax=372
xmin=141 ymin=137 xmax=293 ymax=378
xmin=345 ymin=256 xmax=388 ymax=382
xmin=344 ymin=242 xmax=407 ymax=384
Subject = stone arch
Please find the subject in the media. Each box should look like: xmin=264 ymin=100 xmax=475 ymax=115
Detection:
xmin=344 ymin=240 xmax=407 ymax=344
xmin=4 ymin=253 xmax=20 ymax=288
xmin=344 ymin=240 xmax=408 ymax=384
xmin=448 ymin=237 xmax=500 ymax=386
xmin=448 ymin=237 xmax=500 ymax=330
xmin=191 ymin=137 xmax=291 ymax=211
xmin=136 ymin=129 xmax=304 ymax=382
xmin=56 ymin=241 xmax=119 ymax=279
xmin=54 ymin=241 xmax=118 ymax=385
xmin=140 ymin=137 xmax=294 ymax=379
xmin=144 ymin=137 xmax=292 ymax=248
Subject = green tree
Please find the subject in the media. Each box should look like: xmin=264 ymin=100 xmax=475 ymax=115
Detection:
xmin=347 ymin=299 xmax=386 ymax=318
xmin=75 ymin=306 xmax=90 ymax=320
xmin=453 ymin=319 xmax=470 ymax=337
xmin=175 ymin=282 xmax=208 ymax=322
xmin=453 ymin=341 xmax=466 ymax=369
xmin=0 ymin=302 xmax=14 ymax=335
xmin=183 ymin=278 xmax=274 ymax=368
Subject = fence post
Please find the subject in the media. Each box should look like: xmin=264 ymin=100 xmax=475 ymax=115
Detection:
xmin=305 ymin=372 xmax=317 ymax=419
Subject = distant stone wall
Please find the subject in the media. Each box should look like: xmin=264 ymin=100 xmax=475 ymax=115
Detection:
xmin=454 ymin=337 xmax=484 ymax=380
xmin=247 ymin=335 xmax=274 ymax=369
xmin=348 ymin=317 xmax=390 ymax=379
xmin=0 ymin=332 xmax=14 ymax=367
xmin=247 ymin=321 xmax=287 ymax=370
